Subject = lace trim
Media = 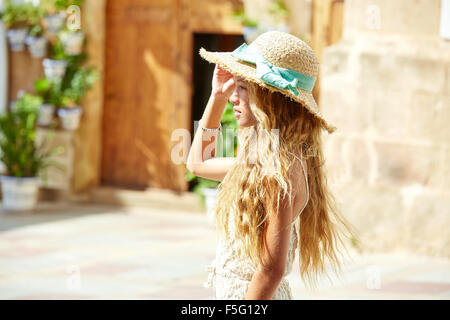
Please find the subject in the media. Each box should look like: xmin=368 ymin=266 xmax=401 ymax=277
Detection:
xmin=205 ymin=222 xmax=299 ymax=289
xmin=204 ymin=264 xmax=253 ymax=288
xmin=204 ymin=263 xmax=291 ymax=291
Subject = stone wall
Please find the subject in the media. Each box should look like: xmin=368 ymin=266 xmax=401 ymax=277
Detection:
xmin=320 ymin=0 xmax=450 ymax=257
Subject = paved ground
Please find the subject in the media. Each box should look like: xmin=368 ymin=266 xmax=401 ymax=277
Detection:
xmin=0 ymin=201 xmax=449 ymax=300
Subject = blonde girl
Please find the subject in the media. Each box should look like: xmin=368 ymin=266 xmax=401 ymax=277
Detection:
xmin=186 ymin=31 xmax=357 ymax=300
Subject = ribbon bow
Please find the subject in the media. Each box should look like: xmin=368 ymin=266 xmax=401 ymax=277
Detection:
xmin=231 ymin=43 xmax=316 ymax=95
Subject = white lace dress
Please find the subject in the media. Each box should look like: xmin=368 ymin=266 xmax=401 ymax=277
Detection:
xmin=204 ymin=155 xmax=309 ymax=300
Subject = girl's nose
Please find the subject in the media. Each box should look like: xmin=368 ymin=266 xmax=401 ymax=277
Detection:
xmin=229 ymin=90 xmax=239 ymax=105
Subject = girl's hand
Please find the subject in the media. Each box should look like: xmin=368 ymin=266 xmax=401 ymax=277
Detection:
xmin=211 ymin=64 xmax=236 ymax=99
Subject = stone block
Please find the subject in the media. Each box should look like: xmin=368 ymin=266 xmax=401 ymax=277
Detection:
xmin=321 ymin=44 xmax=351 ymax=79
xmin=408 ymin=92 xmax=450 ymax=144
xmin=445 ymin=63 xmax=450 ymax=94
xmin=323 ymin=134 xmax=375 ymax=187
xmin=330 ymin=182 xmax=405 ymax=252
xmin=401 ymin=190 xmax=450 ymax=256
xmin=359 ymin=51 xmax=446 ymax=94
xmin=370 ymin=88 xmax=411 ymax=140
xmin=374 ymin=141 xmax=442 ymax=189
xmin=320 ymin=84 xmax=372 ymax=134
xmin=342 ymin=0 xmax=441 ymax=39
xmin=427 ymin=145 xmax=450 ymax=191
xmin=330 ymin=181 xmax=450 ymax=256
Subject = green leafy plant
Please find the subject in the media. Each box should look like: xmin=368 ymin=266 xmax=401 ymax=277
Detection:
xmin=40 ymin=0 xmax=84 ymax=12
xmin=48 ymin=37 xmax=68 ymax=60
xmin=185 ymin=170 xmax=220 ymax=208
xmin=0 ymin=94 xmax=64 ymax=178
xmin=35 ymin=64 xmax=98 ymax=108
xmin=49 ymin=37 xmax=87 ymax=65
xmin=38 ymin=39 xmax=97 ymax=108
xmin=34 ymin=77 xmax=64 ymax=106
xmin=186 ymin=102 xmax=239 ymax=208
xmin=268 ymin=0 xmax=290 ymax=25
xmin=54 ymin=0 xmax=85 ymax=10
xmin=232 ymin=8 xmax=259 ymax=28
xmin=62 ymin=66 xmax=98 ymax=107
xmin=28 ymin=5 xmax=46 ymax=37
xmin=1 ymin=0 xmax=37 ymax=29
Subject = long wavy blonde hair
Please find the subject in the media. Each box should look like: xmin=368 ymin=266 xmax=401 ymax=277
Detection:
xmin=214 ymin=82 xmax=358 ymax=288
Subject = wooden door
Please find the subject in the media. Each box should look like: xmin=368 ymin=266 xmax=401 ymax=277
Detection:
xmin=102 ymin=0 xmax=188 ymax=190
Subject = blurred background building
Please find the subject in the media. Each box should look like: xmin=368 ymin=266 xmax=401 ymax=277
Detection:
xmin=1 ymin=0 xmax=449 ymax=258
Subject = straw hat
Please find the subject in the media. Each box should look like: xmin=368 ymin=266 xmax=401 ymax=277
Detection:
xmin=199 ymin=30 xmax=337 ymax=134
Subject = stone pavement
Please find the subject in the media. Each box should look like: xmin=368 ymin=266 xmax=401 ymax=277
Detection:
xmin=0 ymin=201 xmax=449 ymax=300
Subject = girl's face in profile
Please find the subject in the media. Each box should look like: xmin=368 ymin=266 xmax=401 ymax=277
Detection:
xmin=229 ymin=76 xmax=258 ymax=128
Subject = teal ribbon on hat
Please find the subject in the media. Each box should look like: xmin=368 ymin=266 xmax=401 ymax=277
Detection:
xmin=230 ymin=42 xmax=316 ymax=94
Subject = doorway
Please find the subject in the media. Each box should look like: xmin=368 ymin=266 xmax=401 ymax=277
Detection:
xmin=191 ymin=33 xmax=244 ymax=133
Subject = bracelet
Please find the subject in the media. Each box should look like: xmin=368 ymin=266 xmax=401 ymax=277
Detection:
xmin=199 ymin=119 xmax=222 ymax=132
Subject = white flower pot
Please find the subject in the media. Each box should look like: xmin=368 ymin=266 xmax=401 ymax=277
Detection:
xmin=37 ymin=103 xmax=55 ymax=126
xmin=6 ymin=28 xmax=28 ymax=52
xmin=57 ymin=106 xmax=82 ymax=130
xmin=59 ymin=31 xmax=84 ymax=56
xmin=202 ymin=187 xmax=218 ymax=225
xmin=43 ymin=58 xmax=68 ymax=81
xmin=26 ymin=36 xmax=48 ymax=58
xmin=44 ymin=12 xmax=66 ymax=34
xmin=0 ymin=176 xmax=40 ymax=212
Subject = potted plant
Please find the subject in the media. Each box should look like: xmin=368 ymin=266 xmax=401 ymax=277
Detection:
xmin=267 ymin=0 xmax=290 ymax=33
xmin=41 ymin=0 xmax=66 ymax=35
xmin=0 ymin=94 xmax=63 ymax=211
xmin=40 ymin=44 xmax=96 ymax=131
xmin=186 ymin=171 xmax=220 ymax=224
xmin=186 ymin=102 xmax=239 ymax=222
xmin=34 ymin=77 xmax=61 ymax=126
xmin=43 ymin=10 xmax=65 ymax=35
xmin=1 ymin=0 xmax=33 ymax=51
xmin=59 ymin=28 xmax=84 ymax=56
xmin=57 ymin=65 xmax=98 ymax=130
xmin=232 ymin=1 xmax=290 ymax=43
xmin=43 ymin=39 xmax=68 ymax=81
xmin=25 ymin=5 xmax=47 ymax=58
xmin=42 ymin=0 xmax=85 ymax=35
xmin=232 ymin=8 xmax=260 ymax=43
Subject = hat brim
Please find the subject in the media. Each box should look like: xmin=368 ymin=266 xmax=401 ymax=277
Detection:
xmin=199 ymin=47 xmax=337 ymax=134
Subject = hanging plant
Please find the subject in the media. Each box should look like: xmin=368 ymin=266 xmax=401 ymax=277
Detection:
xmin=34 ymin=77 xmax=62 ymax=126
xmin=58 ymin=27 xmax=85 ymax=56
xmin=25 ymin=5 xmax=47 ymax=58
xmin=232 ymin=7 xmax=261 ymax=43
xmin=1 ymin=0 xmax=36 ymax=51
xmin=231 ymin=8 xmax=259 ymax=28
xmin=36 ymin=58 xmax=98 ymax=131
xmin=42 ymin=39 xmax=69 ymax=81
xmin=56 ymin=65 xmax=98 ymax=130
xmin=268 ymin=0 xmax=290 ymax=26
xmin=54 ymin=0 xmax=85 ymax=10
